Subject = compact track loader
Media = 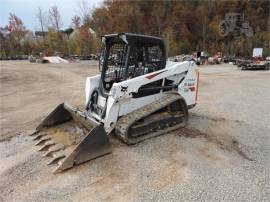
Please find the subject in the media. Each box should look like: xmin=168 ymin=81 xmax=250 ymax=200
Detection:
xmin=30 ymin=33 xmax=199 ymax=173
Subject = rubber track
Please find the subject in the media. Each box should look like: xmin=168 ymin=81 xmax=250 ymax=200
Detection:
xmin=115 ymin=93 xmax=187 ymax=144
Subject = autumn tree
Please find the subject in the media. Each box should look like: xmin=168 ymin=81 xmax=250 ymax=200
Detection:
xmin=90 ymin=0 xmax=270 ymax=57
xmin=47 ymin=6 xmax=64 ymax=54
xmin=71 ymin=15 xmax=81 ymax=29
xmin=7 ymin=13 xmax=27 ymax=55
xmin=48 ymin=6 xmax=63 ymax=32
xmin=77 ymin=0 xmax=92 ymax=26
xmin=45 ymin=28 xmax=60 ymax=54
xmin=0 ymin=26 xmax=9 ymax=57
xmin=36 ymin=7 xmax=47 ymax=38
xmin=3 ymin=0 xmax=269 ymax=58
xmin=8 ymin=13 xmax=26 ymax=41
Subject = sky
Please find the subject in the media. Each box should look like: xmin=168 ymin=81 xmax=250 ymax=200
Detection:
xmin=0 ymin=0 xmax=103 ymax=31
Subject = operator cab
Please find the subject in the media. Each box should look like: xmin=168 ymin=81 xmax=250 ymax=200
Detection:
xmin=99 ymin=33 xmax=166 ymax=93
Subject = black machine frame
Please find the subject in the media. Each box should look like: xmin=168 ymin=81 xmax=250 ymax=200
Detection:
xmin=99 ymin=33 xmax=167 ymax=95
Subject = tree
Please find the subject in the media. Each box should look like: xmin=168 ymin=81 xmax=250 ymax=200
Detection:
xmin=3 ymin=0 xmax=269 ymax=58
xmin=36 ymin=7 xmax=47 ymax=37
xmin=71 ymin=15 xmax=81 ymax=29
xmin=8 ymin=13 xmax=26 ymax=39
xmin=48 ymin=6 xmax=63 ymax=32
xmin=0 ymin=26 xmax=9 ymax=57
xmin=77 ymin=0 xmax=91 ymax=26
xmin=162 ymin=27 xmax=178 ymax=56
xmin=7 ymin=13 xmax=27 ymax=55
xmin=46 ymin=27 xmax=60 ymax=54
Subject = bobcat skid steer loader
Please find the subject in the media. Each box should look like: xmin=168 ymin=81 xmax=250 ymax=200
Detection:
xmin=30 ymin=33 xmax=199 ymax=173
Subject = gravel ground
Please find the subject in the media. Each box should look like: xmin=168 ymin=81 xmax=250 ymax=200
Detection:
xmin=0 ymin=61 xmax=269 ymax=201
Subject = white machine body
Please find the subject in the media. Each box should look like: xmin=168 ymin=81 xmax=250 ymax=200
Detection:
xmin=85 ymin=60 xmax=199 ymax=133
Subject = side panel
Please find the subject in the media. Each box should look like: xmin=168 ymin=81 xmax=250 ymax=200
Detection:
xmin=85 ymin=74 xmax=101 ymax=105
xmin=109 ymin=61 xmax=191 ymax=100
xmin=118 ymin=93 xmax=164 ymax=116
xmin=178 ymin=63 xmax=199 ymax=107
xmin=103 ymin=96 xmax=119 ymax=132
xmin=103 ymin=61 xmax=199 ymax=132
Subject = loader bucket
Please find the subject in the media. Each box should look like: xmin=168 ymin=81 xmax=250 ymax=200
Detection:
xmin=30 ymin=103 xmax=112 ymax=173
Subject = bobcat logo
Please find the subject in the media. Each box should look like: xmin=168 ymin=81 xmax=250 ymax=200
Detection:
xmin=121 ymin=86 xmax=128 ymax=92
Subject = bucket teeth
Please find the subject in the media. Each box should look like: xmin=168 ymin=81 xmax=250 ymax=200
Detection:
xmin=47 ymin=152 xmax=66 ymax=165
xmin=52 ymin=165 xmax=62 ymax=174
xmin=38 ymin=141 xmax=55 ymax=151
xmin=35 ymin=136 xmax=51 ymax=146
xmin=43 ymin=144 xmax=65 ymax=157
xmin=31 ymin=103 xmax=112 ymax=173
xmin=29 ymin=131 xmax=38 ymax=136
xmin=32 ymin=134 xmax=45 ymax=141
